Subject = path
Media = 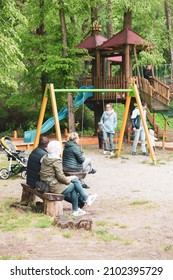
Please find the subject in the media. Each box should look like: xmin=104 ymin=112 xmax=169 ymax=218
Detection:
xmin=0 ymin=144 xmax=173 ymax=260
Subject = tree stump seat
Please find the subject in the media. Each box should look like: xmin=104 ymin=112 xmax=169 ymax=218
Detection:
xmin=21 ymin=183 xmax=64 ymax=218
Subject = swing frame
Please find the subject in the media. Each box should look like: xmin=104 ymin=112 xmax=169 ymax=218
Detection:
xmin=34 ymin=81 xmax=156 ymax=163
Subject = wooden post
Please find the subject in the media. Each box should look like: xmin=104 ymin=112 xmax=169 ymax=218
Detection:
xmin=68 ymin=93 xmax=76 ymax=132
xmin=133 ymin=45 xmax=142 ymax=88
xmin=44 ymin=200 xmax=63 ymax=218
xmin=133 ymin=84 xmax=156 ymax=163
xmin=125 ymin=44 xmax=130 ymax=88
xmin=64 ymin=128 xmax=68 ymax=138
xmin=162 ymin=131 xmax=165 ymax=149
xmin=33 ymin=85 xmax=49 ymax=149
xmin=13 ymin=131 xmax=17 ymax=139
xmin=116 ymin=91 xmax=131 ymax=156
xmin=49 ymin=83 xmax=62 ymax=145
xmin=96 ymin=50 xmax=101 ymax=76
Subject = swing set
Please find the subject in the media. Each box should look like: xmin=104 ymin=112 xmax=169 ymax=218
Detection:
xmin=34 ymin=80 xmax=156 ymax=164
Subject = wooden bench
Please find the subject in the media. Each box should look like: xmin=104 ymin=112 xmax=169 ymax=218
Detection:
xmin=63 ymin=171 xmax=87 ymax=180
xmin=21 ymin=183 xmax=64 ymax=218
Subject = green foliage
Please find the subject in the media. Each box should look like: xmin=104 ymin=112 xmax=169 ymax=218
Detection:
xmin=0 ymin=0 xmax=172 ymax=135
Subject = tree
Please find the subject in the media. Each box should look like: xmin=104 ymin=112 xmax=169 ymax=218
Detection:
xmin=0 ymin=0 xmax=25 ymax=89
xmin=165 ymin=0 xmax=173 ymax=69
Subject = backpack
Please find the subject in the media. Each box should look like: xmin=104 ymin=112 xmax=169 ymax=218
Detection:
xmin=35 ymin=181 xmax=49 ymax=193
xmin=131 ymin=114 xmax=140 ymax=129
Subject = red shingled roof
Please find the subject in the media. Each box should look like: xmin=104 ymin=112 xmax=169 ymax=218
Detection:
xmin=98 ymin=29 xmax=147 ymax=49
xmin=76 ymin=34 xmax=108 ymax=50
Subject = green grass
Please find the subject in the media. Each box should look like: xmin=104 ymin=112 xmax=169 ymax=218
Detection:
xmin=163 ymin=244 xmax=173 ymax=251
xmin=129 ymin=200 xmax=150 ymax=206
xmin=95 ymin=221 xmax=109 ymax=227
xmin=62 ymin=231 xmax=74 ymax=238
xmin=0 ymin=255 xmax=27 ymax=260
xmin=0 ymin=199 xmax=52 ymax=232
xmin=93 ymin=228 xmax=132 ymax=244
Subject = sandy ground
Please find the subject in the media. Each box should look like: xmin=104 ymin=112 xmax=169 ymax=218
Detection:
xmin=0 ymin=143 xmax=173 ymax=260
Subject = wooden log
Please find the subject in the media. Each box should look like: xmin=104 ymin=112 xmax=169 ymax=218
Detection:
xmin=21 ymin=187 xmax=36 ymax=203
xmin=53 ymin=215 xmax=93 ymax=230
xmin=44 ymin=200 xmax=63 ymax=217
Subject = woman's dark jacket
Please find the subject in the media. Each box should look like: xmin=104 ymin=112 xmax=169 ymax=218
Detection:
xmin=62 ymin=141 xmax=85 ymax=171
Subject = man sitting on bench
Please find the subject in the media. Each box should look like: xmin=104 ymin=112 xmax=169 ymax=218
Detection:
xmin=27 ymin=136 xmax=49 ymax=188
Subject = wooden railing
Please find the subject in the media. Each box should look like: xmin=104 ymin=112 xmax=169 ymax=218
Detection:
xmin=138 ymin=77 xmax=170 ymax=107
xmin=76 ymin=75 xmax=170 ymax=108
xmin=93 ymin=75 xmax=126 ymax=100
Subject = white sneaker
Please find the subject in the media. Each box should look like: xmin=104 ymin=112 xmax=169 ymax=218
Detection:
xmin=110 ymin=151 xmax=114 ymax=156
xmin=86 ymin=194 xmax=97 ymax=206
xmin=72 ymin=208 xmax=86 ymax=217
xmin=103 ymin=151 xmax=107 ymax=155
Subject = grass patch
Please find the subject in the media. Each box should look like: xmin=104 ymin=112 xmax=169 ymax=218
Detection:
xmin=62 ymin=231 xmax=74 ymax=238
xmin=0 ymin=199 xmax=52 ymax=231
xmin=94 ymin=228 xmax=132 ymax=244
xmin=94 ymin=229 xmax=118 ymax=242
xmin=32 ymin=215 xmax=52 ymax=228
xmin=162 ymin=244 xmax=173 ymax=251
xmin=95 ymin=220 xmax=109 ymax=227
xmin=129 ymin=200 xmax=150 ymax=206
xmin=144 ymin=226 xmax=152 ymax=230
xmin=0 ymin=255 xmax=26 ymax=260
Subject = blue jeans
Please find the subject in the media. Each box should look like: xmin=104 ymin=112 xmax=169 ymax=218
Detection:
xmin=62 ymin=178 xmax=88 ymax=211
xmin=103 ymin=131 xmax=114 ymax=151
xmin=132 ymin=128 xmax=146 ymax=153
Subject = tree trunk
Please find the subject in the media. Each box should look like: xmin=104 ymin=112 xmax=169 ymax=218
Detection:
xmin=68 ymin=93 xmax=76 ymax=132
xmin=165 ymin=0 xmax=173 ymax=79
xmin=35 ymin=0 xmax=46 ymax=95
xmin=123 ymin=10 xmax=132 ymax=29
xmin=91 ymin=6 xmax=99 ymax=24
xmin=122 ymin=10 xmax=132 ymax=86
xmin=59 ymin=1 xmax=68 ymax=58
xmin=106 ymin=0 xmax=113 ymax=38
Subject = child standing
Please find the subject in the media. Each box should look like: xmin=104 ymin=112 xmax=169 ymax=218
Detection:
xmin=97 ymin=123 xmax=103 ymax=149
xmin=149 ymin=129 xmax=157 ymax=153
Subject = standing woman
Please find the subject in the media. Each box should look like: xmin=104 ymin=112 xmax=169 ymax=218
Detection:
xmin=100 ymin=103 xmax=117 ymax=155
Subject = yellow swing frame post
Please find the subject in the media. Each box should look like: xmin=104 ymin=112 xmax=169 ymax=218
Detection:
xmin=117 ymin=80 xmax=156 ymax=164
xmin=33 ymin=83 xmax=62 ymax=149
xmin=33 ymin=82 xmax=156 ymax=163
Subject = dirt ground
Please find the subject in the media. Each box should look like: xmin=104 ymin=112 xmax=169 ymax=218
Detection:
xmin=0 ymin=143 xmax=173 ymax=260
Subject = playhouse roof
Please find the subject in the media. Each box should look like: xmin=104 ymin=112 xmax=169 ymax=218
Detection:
xmin=108 ymin=56 xmax=122 ymax=63
xmin=98 ymin=29 xmax=148 ymax=49
xmin=76 ymin=34 xmax=108 ymax=50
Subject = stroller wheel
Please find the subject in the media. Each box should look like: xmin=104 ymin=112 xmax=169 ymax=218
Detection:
xmin=0 ymin=168 xmax=10 ymax=179
xmin=21 ymin=170 xmax=27 ymax=179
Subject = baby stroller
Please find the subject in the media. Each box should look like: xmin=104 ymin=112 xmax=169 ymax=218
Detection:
xmin=0 ymin=136 xmax=27 ymax=180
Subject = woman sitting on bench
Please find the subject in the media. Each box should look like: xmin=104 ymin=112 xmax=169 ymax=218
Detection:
xmin=62 ymin=132 xmax=96 ymax=179
xmin=40 ymin=140 xmax=97 ymax=217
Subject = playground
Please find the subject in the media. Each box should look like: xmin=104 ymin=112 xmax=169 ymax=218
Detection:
xmin=0 ymin=144 xmax=173 ymax=260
